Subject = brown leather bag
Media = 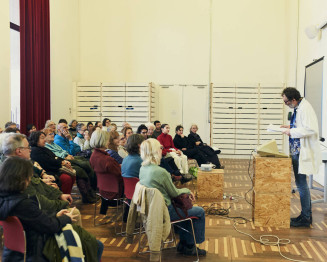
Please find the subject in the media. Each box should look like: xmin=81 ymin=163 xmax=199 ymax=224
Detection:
xmin=171 ymin=193 xmax=193 ymax=219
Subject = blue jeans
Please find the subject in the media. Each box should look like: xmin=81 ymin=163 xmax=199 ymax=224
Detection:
xmin=97 ymin=240 xmax=104 ymax=262
xmin=292 ymin=154 xmax=311 ymax=219
xmin=168 ymin=205 xmax=205 ymax=245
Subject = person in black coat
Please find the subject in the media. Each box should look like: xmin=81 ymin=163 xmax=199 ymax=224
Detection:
xmin=0 ymin=157 xmax=103 ymax=262
xmin=29 ymin=131 xmax=75 ymax=194
xmin=173 ymin=125 xmax=207 ymax=166
xmin=188 ymin=124 xmax=223 ymax=169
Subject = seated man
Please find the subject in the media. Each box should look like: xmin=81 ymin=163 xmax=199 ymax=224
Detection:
xmin=151 ymin=120 xmax=162 ymax=139
xmin=54 ymin=122 xmax=81 ymax=156
xmin=4 ymin=121 xmax=17 ymax=129
xmin=136 ymin=124 xmax=148 ymax=139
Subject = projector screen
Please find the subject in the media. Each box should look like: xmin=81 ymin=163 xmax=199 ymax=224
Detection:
xmin=304 ymin=57 xmax=324 ymax=138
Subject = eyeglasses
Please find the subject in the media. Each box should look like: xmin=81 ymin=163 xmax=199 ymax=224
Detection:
xmin=18 ymin=146 xmax=31 ymax=150
xmin=48 ymin=132 xmax=54 ymax=136
xmin=141 ymin=131 xmax=147 ymax=134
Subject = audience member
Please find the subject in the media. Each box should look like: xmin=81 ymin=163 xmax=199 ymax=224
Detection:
xmin=173 ymin=125 xmax=207 ymax=166
xmin=110 ymin=123 xmax=117 ymax=131
xmin=4 ymin=121 xmax=16 ymax=129
xmin=152 ymin=120 xmax=162 ymax=139
xmin=95 ymin=121 xmax=102 ymax=128
xmin=118 ymin=134 xmax=128 ymax=158
xmin=26 ymin=123 xmax=37 ymax=134
xmin=68 ymin=119 xmax=78 ymax=138
xmin=58 ymin=119 xmax=68 ymax=124
xmin=0 ymin=157 xmax=103 ymax=262
xmin=157 ymin=124 xmax=188 ymax=175
xmin=145 ymin=122 xmax=155 ymax=138
xmin=89 ymin=130 xmax=123 ymax=215
xmin=138 ymin=139 xmax=206 ymax=257
xmin=44 ymin=120 xmax=57 ymax=134
xmin=136 ymin=124 xmax=148 ymax=139
xmin=122 ymin=134 xmax=145 ymax=179
xmin=29 ymin=131 xmax=75 ymax=194
xmin=188 ymin=124 xmax=223 ymax=169
xmin=106 ymin=131 xmax=123 ymax=164
xmin=55 ymin=123 xmax=81 ymax=156
xmin=123 ymin=126 xmax=133 ymax=140
xmin=44 ymin=128 xmax=97 ymax=203
xmin=102 ymin=118 xmax=111 ymax=132
xmin=4 ymin=127 xmax=20 ymax=133
xmin=74 ymin=123 xmax=91 ymax=151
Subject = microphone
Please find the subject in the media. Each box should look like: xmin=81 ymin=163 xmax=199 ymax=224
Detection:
xmin=320 ymin=137 xmax=325 ymax=142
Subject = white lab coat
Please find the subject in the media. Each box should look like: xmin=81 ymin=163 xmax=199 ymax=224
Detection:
xmin=290 ymin=98 xmax=322 ymax=175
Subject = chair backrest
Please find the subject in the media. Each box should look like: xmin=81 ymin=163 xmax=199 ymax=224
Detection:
xmin=0 ymin=216 xmax=26 ymax=257
xmin=96 ymin=172 xmax=120 ymax=194
xmin=123 ymin=177 xmax=139 ymax=199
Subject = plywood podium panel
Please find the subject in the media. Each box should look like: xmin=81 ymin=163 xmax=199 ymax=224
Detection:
xmin=252 ymin=154 xmax=292 ymax=228
xmin=197 ymin=169 xmax=224 ymax=199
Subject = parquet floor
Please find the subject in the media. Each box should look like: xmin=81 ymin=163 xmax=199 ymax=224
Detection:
xmin=2 ymin=158 xmax=327 ymax=262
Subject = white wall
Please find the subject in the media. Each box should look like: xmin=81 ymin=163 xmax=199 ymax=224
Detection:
xmin=79 ymin=0 xmax=210 ymax=83
xmin=50 ymin=0 xmax=80 ymax=123
xmin=0 ymin=0 xmax=11 ymax=128
xmin=296 ymin=0 xmax=327 ymax=185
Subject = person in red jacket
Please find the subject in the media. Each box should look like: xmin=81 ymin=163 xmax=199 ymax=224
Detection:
xmin=157 ymin=124 xmax=188 ymax=174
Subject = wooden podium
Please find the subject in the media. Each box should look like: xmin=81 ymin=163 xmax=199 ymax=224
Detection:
xmin=197 ymin=169 xmax=224 ymax=199
xmin=252 ymin=154 xmax=292 ymax=228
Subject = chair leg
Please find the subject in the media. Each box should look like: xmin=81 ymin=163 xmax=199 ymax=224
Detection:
xmin=189 ymin=220 xmax=199 ymax=262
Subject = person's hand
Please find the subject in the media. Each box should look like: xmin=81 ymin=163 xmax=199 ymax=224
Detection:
xmin=182 ymin=148 xmax=187 ymax=151
xmin=280 ymin=125 xmax=290 ymax=128
xmin=180 ymin=134 xmax=185 ymax=138
xmin=65 ymin=155 xmax=74 ymax=160
xmin=62 ymin=129 xmax=72 ymax=140
xmin=195 ymin=141 xmax=201 ymax=146
xmin=189 ymin=192 xmax=195 ymax=201
xmin=60 ymin=194 xmax=73 ymax=205
xmin=49 ymin=183 xmax=59 ymax=189
xmin=57 ymin=207 xmax=78 ymax=222
xmin=176 ymin=150 xmax=182 ymax=156
xmin=43 ymin=174 xmax=55 ymax=182
xmin=62 ymin=160 xmax=71 ymax=168
xmin=41 ymin=178 xmax=52 ymax=185
xmin=283 ymin=129 xmax=291 ymax=136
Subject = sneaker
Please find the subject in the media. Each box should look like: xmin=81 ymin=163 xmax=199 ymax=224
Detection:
xmin=183 ymin=245 xmax=206 ymax=256
xmin=291 ymin=214 xmax=312 ymax=223
xmin=290 ymin=216 xmax=311 ymax=227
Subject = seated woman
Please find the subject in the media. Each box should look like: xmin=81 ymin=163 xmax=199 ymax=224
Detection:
xmin=102 ymin=118 xmax=111 ymax=132
xmin=123 ymin=126 xmax=133 ymax=141
xmin=68 ymin=119 xmax=78 ymax=139
xmin=89 ymin=130 xmax=123 ymax=215
xmin=42 ymin=128 xmax=96 ymax=203
xmin=157 ymin=124 xmax=188 ymax=175
xmin=139 ymin=139 xmax=206 ymax=256
xmin=26 ymin=123 xmax=37 ymax=135
xmin=0 ymin=157 xmax=103 ymax=262
xmin=74 ymin=123 xmax=91 ymax=151
xmin=106 ymin=131 xmax=123 ymax=164
xmin=173 ymin=125 xmax=207 ymax=166
xmin=145 ymin=122 xmax=155 ymax=138
xmin=29 ymin=131 xmax=75 ymax=194
xmin=44 ymin=120 xmax=57 ymax=134
xmin=122 ymin=134 xmax=145 ymax=179
xmin=188 ymin=124 xmax=223 ymax=169
xmin=117 ymin=134 xmax=128 ymax=159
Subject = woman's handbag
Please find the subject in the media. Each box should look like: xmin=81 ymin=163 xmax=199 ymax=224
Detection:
xmin=59 ymin=166 xmax=76 ymax=177
xmin=171 ymin=193 xmax=193 ymax=218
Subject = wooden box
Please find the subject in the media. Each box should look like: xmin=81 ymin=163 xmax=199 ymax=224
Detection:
xmin=197 ymin=169 xmax=224 ymax=199
xmin=252 ymin=154 xmax=292 ymax=228
xmin=253 ymin=192 xmax=291 ymax=228
xmin=253 ymin=154 xmax=292 ymax=194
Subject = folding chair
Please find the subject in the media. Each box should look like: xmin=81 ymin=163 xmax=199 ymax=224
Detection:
xmin=0 ymin=216 xmax=27 ymax=262
xmin=94 ymin=172 xmax=123 ymax=234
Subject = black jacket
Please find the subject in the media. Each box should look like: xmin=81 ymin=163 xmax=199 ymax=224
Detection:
xmin=31 ymin=146 xmax=63 ymax=173
xmin=187 ymin=132 xmax=204 ymax=149
xmin=173 ymin=134 xmax=189 ymax=150
xmin=0 ymin=192 xmax=71 ymax=261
